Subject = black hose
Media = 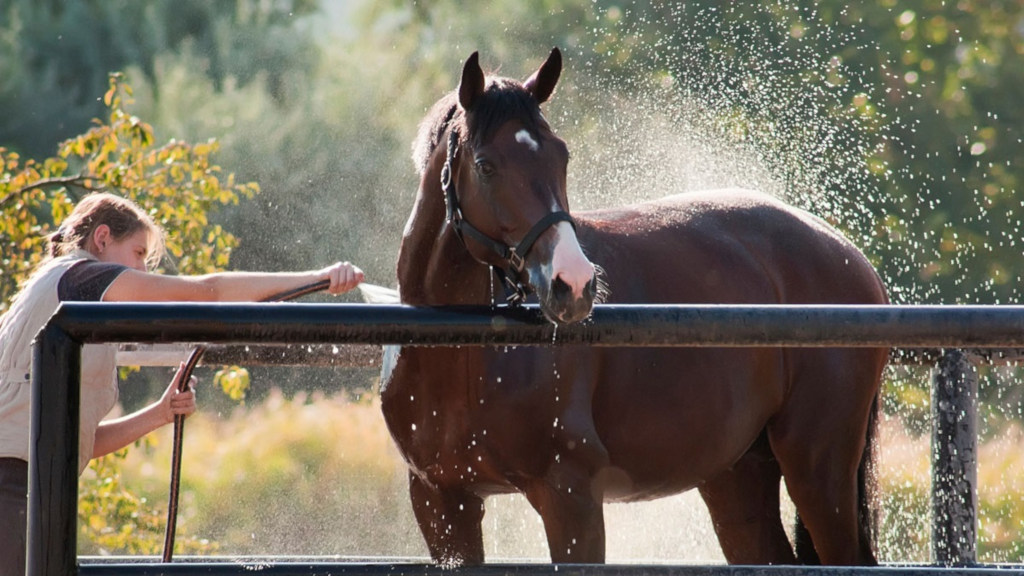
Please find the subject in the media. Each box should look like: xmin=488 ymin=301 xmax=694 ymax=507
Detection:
xmin=161 ymin=278 xmax=331 ymax=562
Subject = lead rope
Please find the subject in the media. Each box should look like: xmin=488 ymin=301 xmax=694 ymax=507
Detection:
xmin=161 ymin=278 xmax=331 ymax=562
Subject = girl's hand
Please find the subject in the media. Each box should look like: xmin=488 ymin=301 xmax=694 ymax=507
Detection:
xmin=321 ymin=261 xmax=364 ymax=295
xmin=92 ymin=362 xmax=198 ymax=458
xmin=161 ymin=362 xmax=198 ymax=424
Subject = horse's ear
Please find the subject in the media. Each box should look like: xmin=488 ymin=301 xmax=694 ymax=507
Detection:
xmin=524 ymin=47 xmax=562 ymax=104
xmin=459 ymin=51 xmax=486 ymax=111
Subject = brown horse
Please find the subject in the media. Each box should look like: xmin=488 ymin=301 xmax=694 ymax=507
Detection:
xmin=382 ymin=48 xmax=888 ymax=566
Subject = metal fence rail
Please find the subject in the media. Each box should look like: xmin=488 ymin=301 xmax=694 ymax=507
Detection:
xmin=35 ymin=302 xmax=1024 ymax=347
xmin=29 ymin=303 xmax=1024 ymax=576
xmin=74 ymin=560 xmax=1023 ymax=576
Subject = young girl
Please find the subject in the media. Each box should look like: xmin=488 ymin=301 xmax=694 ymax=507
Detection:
xmin=0 ymin=192 xmax=363 ymax=574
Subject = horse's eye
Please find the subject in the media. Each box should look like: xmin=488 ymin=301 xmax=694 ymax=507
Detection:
xmin=475 ymin=160 xmax=495 ymax=178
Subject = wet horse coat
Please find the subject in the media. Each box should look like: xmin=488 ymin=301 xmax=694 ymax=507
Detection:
xmin=383 ymin=49 xmax=887 ymax=566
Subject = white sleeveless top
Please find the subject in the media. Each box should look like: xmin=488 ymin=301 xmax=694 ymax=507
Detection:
xmin=0 ymin=250 xmax=121 ymax=473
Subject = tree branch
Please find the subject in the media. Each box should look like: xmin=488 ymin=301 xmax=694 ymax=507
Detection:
xmin=0 ymin=175 xmax=102 ymax=210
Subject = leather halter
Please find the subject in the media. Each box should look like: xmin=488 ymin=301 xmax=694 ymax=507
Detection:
xmin=440 ymin=129 xmax=575 ymax=304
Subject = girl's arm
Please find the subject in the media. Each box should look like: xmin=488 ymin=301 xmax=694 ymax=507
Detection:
xmin=91 ymin=364 xmax=196 ymax=458
xmin=102 ymin=261 xmax=363 ymax=302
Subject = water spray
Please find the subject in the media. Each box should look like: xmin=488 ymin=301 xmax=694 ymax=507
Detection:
xmin=357 ymin=282 xmax=400 ymax=304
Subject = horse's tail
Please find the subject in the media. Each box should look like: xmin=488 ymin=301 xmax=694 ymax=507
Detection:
xmin=793 ymin=392 xmax=881 ymax=565
xmin=793 ymin=512 xmax=819 ymax=564
xmin=857 ymin=393 xmax=881 ymax=564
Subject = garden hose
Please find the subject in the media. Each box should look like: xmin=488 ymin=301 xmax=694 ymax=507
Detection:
xmin=161 ymin=278 xmax=331 ymax=562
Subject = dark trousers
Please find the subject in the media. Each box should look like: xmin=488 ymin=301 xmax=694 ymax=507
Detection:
xmin=0 ymin=458 xmax=27 ymax=576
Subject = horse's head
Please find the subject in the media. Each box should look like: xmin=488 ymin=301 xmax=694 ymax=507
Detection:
xmin=444 ymin=48 xmax=598 ymax=325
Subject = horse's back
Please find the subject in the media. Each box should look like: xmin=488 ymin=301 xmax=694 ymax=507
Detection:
xmin=577 ymin=188 xmax=887 ymax=306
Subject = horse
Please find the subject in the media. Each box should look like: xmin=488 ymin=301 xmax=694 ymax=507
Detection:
xmin=382 ymin=48 xmax=888 ymax=566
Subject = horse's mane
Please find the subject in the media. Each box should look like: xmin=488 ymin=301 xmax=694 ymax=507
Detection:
xmin=412 ymin=77 xmax=547 ymax=175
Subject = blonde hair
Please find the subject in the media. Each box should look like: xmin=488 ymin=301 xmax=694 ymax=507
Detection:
xmin=49 ymin=192 xmax=165 ymax=269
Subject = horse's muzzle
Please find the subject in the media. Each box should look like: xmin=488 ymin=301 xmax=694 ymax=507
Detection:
xmin=543 ymin=271 xmax=598 ymax=325
xmin=528 ymin=219 xmax=597 ymax=324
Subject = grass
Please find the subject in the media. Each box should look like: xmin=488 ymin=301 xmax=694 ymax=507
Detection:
xmin=115 ymin=389 xmax=427 ymax=557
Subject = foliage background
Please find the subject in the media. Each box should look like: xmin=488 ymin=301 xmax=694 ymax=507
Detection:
xmin=2 ymin=0 xmax=1022 ymax=564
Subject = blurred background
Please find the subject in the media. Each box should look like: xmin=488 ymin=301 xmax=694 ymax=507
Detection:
xmin=1 ymin=0 xmax=1022 ymax=564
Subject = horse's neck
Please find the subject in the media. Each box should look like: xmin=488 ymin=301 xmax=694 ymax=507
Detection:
xmin=397 ymin=172 xmax=493 ymax=306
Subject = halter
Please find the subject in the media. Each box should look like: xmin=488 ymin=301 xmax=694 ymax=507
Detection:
xmin=441 ymin=129 xmax=575 ymax=304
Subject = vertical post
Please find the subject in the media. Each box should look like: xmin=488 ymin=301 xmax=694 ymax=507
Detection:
xmin=28 ymin=323 xmax=81 ymax=576
xmin=931 ymin=348 xmax=978 ymax=566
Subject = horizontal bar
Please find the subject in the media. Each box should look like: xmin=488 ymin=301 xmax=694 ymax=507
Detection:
xmin=116 ymin=343 xmax=382 ymax=368
xmin=76 ymin=560 xmax=1018 ymax=576
xmin=117 ymin=343 xmax=1024 ymax=368
xmin=51 ymin=303 xmax=1024 ymax=348
xmin=892 ymin=347 xmax=1024 ymax=366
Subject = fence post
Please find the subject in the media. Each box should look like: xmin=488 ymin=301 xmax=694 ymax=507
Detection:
xmin=28 ymin=323 xmax=81 ymax=576
xmin=930 ymin=348 xmax=978 ymax=566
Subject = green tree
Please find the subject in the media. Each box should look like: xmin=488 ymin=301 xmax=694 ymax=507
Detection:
xmin=843 ymin=1 xmax=1024 ymax=304
xmin=0 ymin=0 xmax=319 ymax=159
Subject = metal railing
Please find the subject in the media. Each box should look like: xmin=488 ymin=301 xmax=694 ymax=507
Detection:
xmin=29 ymin=302 xmax=1024 ymax=576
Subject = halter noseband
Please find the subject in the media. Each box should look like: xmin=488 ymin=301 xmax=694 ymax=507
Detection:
xmin=441 ymin=129 xmax=575 ymax=304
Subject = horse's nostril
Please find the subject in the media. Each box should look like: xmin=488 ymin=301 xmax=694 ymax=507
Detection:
xmin=552 ymin=275 xmax=572 ymax=300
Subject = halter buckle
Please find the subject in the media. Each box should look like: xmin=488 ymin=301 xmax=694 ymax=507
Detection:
xmin=506 ymin=285 xmax=528 ymax=305
xmin=508 ymin=248 xmax=525 ymax=273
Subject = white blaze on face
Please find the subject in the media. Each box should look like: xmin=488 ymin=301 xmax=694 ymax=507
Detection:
xmin=549 ymin=220 xmax=595 ymax=299
xmin=515 ymin=129 xmax=540 ymax=152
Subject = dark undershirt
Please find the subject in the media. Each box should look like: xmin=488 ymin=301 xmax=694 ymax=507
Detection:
xmin=57 ymin=260 xmax=129 ymax=302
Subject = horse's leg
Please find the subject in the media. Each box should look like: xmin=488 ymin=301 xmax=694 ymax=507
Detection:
xmin=523 ymin=460 xmax=607 ymax=563
xmin=698 ymin=431 xmax=796 ymax=565
xmin=518 ymin=352 xmax=609 ymax=563
xmin=408 ymin=472 xmax=485 ymax=566
xmin=523 ymin=405 xmax=610 ymax=563
xmin=768 ymin=350 xmax=881 ymax=566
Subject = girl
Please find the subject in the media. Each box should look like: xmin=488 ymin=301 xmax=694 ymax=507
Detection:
xmin=0 ymin=192 xmax=363 ymax=574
